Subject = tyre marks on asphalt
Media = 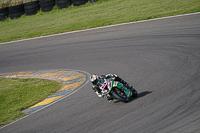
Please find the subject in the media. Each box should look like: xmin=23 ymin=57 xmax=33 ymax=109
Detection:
xmin=2 ymin=69 xmax=87 ymax=114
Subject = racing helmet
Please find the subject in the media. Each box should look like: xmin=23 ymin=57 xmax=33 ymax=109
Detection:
xmin=90 ymin=74 xmax=99 ymax=85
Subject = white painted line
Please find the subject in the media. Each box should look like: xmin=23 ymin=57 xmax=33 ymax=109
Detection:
xmin=0 ymin=12 xmax=200 ymax=45
xmin=0 ymin=79 xmax=90 ymax=130
xmin=0 ymin=69 xmax=90 ymax=130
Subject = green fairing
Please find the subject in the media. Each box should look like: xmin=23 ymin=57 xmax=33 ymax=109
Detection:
xmin=116 ymin=83 xmax=123 ymax=89
xmin=111 ymin=80 xmax=132 ymax=98
xmin=124 ymin=87 xmax=131 ymax=97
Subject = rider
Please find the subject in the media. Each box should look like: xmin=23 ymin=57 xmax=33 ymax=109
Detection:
xmin=90 ymin=74 xmax=132 ymax=102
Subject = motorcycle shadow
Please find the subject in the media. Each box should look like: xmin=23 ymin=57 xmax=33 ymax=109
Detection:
xmin=137 ymin=91 xmax=153 ymax=98
xmin=130 ymin=91 xmax=153 ymax=102
xmin=113 ymin=91 xmax=153 ymax=103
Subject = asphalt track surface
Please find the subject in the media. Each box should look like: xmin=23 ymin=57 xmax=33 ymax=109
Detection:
xmin=0 ymin=13 xmax=200 ymax=133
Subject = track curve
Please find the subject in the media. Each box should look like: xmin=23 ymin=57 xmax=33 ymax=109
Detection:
xmin=0 ymin=13 xmax=200 ymax=133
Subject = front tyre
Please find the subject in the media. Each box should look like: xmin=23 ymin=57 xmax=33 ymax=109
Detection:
xmin=111 ymin=88 xmax=129 ymax=103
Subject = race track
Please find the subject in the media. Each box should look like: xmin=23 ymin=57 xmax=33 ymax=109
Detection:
xmin=0 ymin=13 xmax=200 ymax=133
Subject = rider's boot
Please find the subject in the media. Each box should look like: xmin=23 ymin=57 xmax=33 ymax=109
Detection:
xmin=95 ymin=91 xmax=104 ymax=98
xmin=118 ymin=77 xmax=130 ymax=87
xmin=107 ymin=96 xmax=114 ymax=102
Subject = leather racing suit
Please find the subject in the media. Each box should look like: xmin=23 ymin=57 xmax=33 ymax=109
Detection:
xmin=91 ymin=74 xmax=131 ymax=101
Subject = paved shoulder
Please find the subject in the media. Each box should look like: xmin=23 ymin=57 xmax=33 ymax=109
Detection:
xmin=0 ymin=69 xmax=90 ymax=114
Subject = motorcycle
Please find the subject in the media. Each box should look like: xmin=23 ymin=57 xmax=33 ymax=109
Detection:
xmin=98 ymin=78 xmax=138 ymax=102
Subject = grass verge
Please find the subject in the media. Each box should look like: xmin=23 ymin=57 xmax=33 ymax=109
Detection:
xmin=0 ymin=0 xmax=200 ymax=43
xmin=0 ymin=78 xmax=61 ymax=128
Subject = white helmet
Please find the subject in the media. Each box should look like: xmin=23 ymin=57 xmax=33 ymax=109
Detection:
xmin=90 ymin=74 xmax=99 ymax=84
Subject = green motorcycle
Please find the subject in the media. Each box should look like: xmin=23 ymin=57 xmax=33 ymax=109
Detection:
xmin=98 ymin=78 xmax=138 ymax=102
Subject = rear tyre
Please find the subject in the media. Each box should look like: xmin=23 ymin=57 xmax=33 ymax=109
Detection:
xmin=131 ymin=88 xmax=138 ymax=98
xmin=111 ymin=88 xmax=129 ymax=103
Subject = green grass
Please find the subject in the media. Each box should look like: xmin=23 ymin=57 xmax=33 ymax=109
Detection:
xmin=0 ymin=78 xmax=61 ymax=127
xmin=0 ymin=0 xmax=22 ymax=8
xmin=0 ymin=0 xmax=200 ymax=43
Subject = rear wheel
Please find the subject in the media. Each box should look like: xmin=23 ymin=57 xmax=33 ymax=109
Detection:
xmin=131 ymin=88 xmax=138 ymax=98
xmin=111 ymin=88 xmax=129 ymax=103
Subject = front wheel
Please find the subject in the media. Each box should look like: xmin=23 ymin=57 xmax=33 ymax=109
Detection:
xmin=111 ymin=88 xmax=129 ymax=103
